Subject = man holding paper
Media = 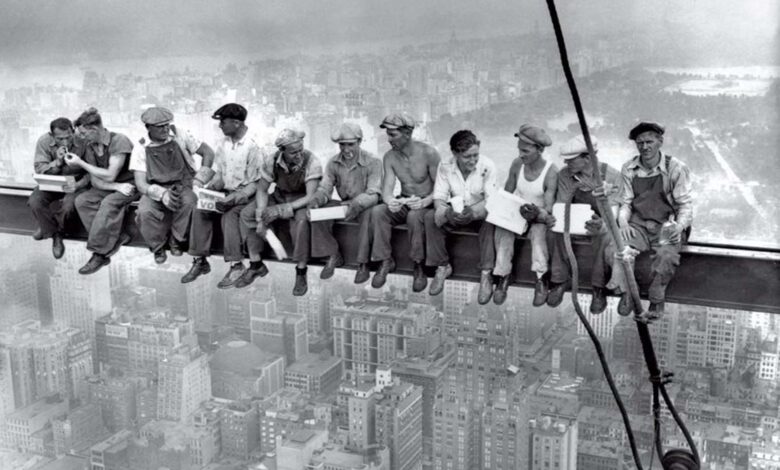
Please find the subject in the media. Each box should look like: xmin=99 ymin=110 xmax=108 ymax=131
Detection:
xmin=29 ymin=117 xmax=90 ymax=259
xmin=308 ymin=122 xmax=382 ymax=282
xmin=370 ymin=113 xmax=440 ymax=291
xmin=240 ymin=128 xmax=322 ymax=296
xmin=130 ymin=107 xmax=215 ymax=264
xmin=425 ymin=130 xmax=496 ymax=298
xmin=180 ymin=103 xmax=264 ymax=288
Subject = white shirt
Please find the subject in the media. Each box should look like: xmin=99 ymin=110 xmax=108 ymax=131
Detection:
xmin=432 ymin=154 xmax=497 ymax=207
xmin=128 ymin=128 xmax=202 ymax=173
xmin=213 ymin=132 xmax=266 ymax=191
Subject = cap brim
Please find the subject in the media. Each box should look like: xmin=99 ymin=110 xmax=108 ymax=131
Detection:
xmin=333 ymin=139 xmax=360 ymax=143
xmin=379 ymin=123 xmax=398 ymax=129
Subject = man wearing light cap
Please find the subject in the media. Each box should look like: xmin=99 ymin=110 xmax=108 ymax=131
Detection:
xmin=308 ymin=122 xmax=382 ymax=283
xmin=608 ymin=122 xmax=693 ymax=317
xmin=181 ymin=103 xmax=265 ymax=289
xmin=545 ymin=134 xmax=622 ymax=314
xmin=370 ymin=112 xmax=441 ymax=291
xmin=130 ymin=106 xmax=215 ymax=264
xmin=240 ymin=127 xmax=322 ymax=296
xmin=491 ymin=124 xmax=558 ymax=306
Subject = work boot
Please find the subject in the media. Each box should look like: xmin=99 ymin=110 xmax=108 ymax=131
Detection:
xmin=52 ymin=234 xmax=65 ymax=259
xmin=354 ymin=264 xmax=370 ymax=284
xmin=617 ymin=293 xmax=634 ymax=316
xmin=429 ymin=264 xmax=452 ymax=296
xmin=589 ymin=287 xmax=607 ymax=315
xmin=372 ymin=259 xmax=395 ymax=289
xmin=78 ymin=253 xmax=110 ymax=275
xmin=493 ymin=275 xmax=511 ymax=305
xmin=217 ymin=263 xmax=245 ymax=289
xmin=32 ymin=228 xmax=44 ymax=241
xmin=477 ymin=270 xmax=493 ymax=305
xmin=320 ymin=253 xmax=344 ymax=280
xmin=546 ymin=282 xmax=569 ymax=308
xmin=106 ymin=232 xmax=132 ymax=258
xmin=412 ymin=262 xmax=428 ymax=293
xmin=648 ymin=275 xmax=666 ymax=305
xmin=181 ymin=257 xmax=211 ymax=283
xmin=532 ymin=276 xmax=549 ymax=307
xmin=293 ymin=267 xmax=308 ymax=296
xmin=169 ymin=239 xmax=184 ymax=257
xmin=154 ymin=248 xmax=167 ymax=265
xmin=235 ymin=261 xmax=269 ymax=288
xmin=648 ymin=301 xmax=665 ymax=319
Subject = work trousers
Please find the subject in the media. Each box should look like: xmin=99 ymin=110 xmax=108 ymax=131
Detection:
xmin=136 ymin=188 xmax=197 ymax=253
xmin=370 ymin=204 xmax=429 ymax=263
xmin=28 ymin=187 xmax=84 ymax=238
xmin=189 ymin=202 xmax=248 ymax=263
xmin=493 ymin=223 xmax=549 ymax=277
xmin=310 ymin=201 xmax=372 ymax=262
xmin=423 ymin=212 xmax=495 ymax=271
xmin=549 ymin=228 xmax=611 ymax=288
xmin=75 ymin=188 xmax=139 ymax=255
xmin=241 ymin=200 xmax=310 ymax=264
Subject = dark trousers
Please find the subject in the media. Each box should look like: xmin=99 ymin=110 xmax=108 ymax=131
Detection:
xmin=549 ymin=229 xmax=610 ymax=288
xmin=310 ymin=201 xmax=372 ymax=263
xmin=189 ymin=202 xmax=248 ymax=263
xmin=75 ymin=188 xmax=139 ymax=255
xmin=423 ymin=211 xmax=495 ymax=270
xmin=28 ymin=187 xmax=83 ymax=238
xmin=370 ymin=204 xmax=429 ymax=263
xmin=241 ymin=200 xmax=311 ymax=264
xmin=136 ymin=189 xmax=197 ymax=253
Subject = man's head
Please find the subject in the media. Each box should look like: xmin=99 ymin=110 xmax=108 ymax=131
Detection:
xmin=450 ymin=130 xmax=481 ymax=173
xmin=141 ymin=106 xmax=174 ymax=143
xmin=275 ymin=129 xmax=306 ymax=164
xmin=514 ymin=124 xmax=551 ymax=165
xmin=380 ymin=113 xmax=415 ymax=150
xmin=212 ymin=103 xmax=247 ymax=138
xmin=331 ymin=122 xmax=363 ymax=159
xmin=560 ymin=135 xmax=599 ymax=175
xmin=49 ymin=117 xmax=74 ymax=148
xmin=76 ymin=107 xmax=104 ymax=144
xmin=629 ymin=122 xmax=665 ymax=160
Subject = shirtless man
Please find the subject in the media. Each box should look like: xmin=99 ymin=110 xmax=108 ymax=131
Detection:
xmin=369 ymin=113 xmax=441 ymax=291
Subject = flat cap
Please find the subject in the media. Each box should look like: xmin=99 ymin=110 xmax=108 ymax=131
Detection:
xmin=628 ymin=121 xmax=665 ymax=140
xmin=141 ymin=107 xmax=174 ymax=126
xmin=379 ymin=113 xmax=416 ymax=130
xmin=331 ymin=122 xmax=363 ymax=143
xmin=275 ymin=128 xmax=306 ymax=148
xmin=514 ymin=124 xmax=552 ymax=147
xmin=211 ymin=103 xmax=247 ymax=121
xmin=560 ymin=135 xmax=599 ymax=160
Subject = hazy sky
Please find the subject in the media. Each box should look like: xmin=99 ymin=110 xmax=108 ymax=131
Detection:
xmin=0 ymin=0 xmax=776 ymax=65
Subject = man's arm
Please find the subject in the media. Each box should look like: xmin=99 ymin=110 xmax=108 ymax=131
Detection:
xmin=419 ymin=147 xmax=441 ymax=207
xmin=254 ymin=179 xmax=271 ymax=221
xmin=542 ymin=164 xmax=559 ymax=212
xmin=352 ymin=156 xmax=382 ymax=209
xmin=431 ymin=161 xmax=451 ymax=211
xmin=311 ymin=159 xmax=336 ymax=206
xmin=504 ymin=159 xmax=521 ymax=193
xmin=380 ymin=153 xmax=397 ymax=204
xmin=33 ymin=138 xmax=62 ymax=175
xmin=617 ymin=164 xmax=635 ymax=227
xmin=288 ymin=179 xmax=320 ymax=211
xmin=195 ymin=143 xmax=215 ymax=168
xmin=670 ymin=159 xmax=694 ymax=229
xmin=69 ymin=153 xmax=127 ymax=181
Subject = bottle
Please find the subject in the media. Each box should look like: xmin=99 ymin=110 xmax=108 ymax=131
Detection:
xmin=658 ymin=215 xmax=678 ymax=245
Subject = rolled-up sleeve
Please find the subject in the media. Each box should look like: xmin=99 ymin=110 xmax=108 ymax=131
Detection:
xmin=432 ymin=163 xmax=451 ymax=202
xmin=314 ymin=160 xmax=337 ymax=204
xmin=258 ymin=149 xmax=276 ymax=183
xmin=34 ymin=136 xmax=61 ymax=175
xmin=353 ymin=157 xmax=383 ymax=209
xmin=618 ymin=164 xmax=635 ymax=223
xmin=128 ymin=144 xmax=147 ymax=173
xmin=670 ymin=161 xmax=694 ymax=228
xmin=305 ymin=154 xmax=323 ymax=182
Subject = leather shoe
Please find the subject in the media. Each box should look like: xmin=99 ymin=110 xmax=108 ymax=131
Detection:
xmin=546 ymin=282 xmax=569 ymax=308
xmin=235 ymin=262 xmax=269 ymax=288
xmin=293 ymin=270 xmax=308 ymax=296
xmin=429 ymin=264 xmax=452 ymax=296
xmin=589 ymin=287 xmax=607 ymax=314
xmin=32 ymin=228 xmax=44 ymax=241
xmin=493 ymin=275 xmax=510 ymax=305
xmin=52 ymin=234 xmax=65 ymax=259
xmin=320 ymin=253 xmax=344 ymax=280
xmin=412 ymin=262 xmax=427 ymax=293
xmin=181 ymin=258 xmax=211 ymax=283
xmin=372 ymin=258 xmax=396 ymax=288
xmin=648 ymin=301 xmax=665 ymax=319
xmin=78 ymin=253 xmax=110 ymax=275
xmin=169 ymin=240 xmax=184 ymax=257
xmin=477 ymin=271 xmax=493 ymax=305
xmin=532 ymin=277 xmax=549 ymax=307
xmin=217 ymin=263 xmax=245 ymax=289
xmin=154 ymin=249 xmax=167 ymax=265
xmin=354 ymin=264 xmax=370 ymax=284
xmin=617 ymin=293 xmax=634 ymax=316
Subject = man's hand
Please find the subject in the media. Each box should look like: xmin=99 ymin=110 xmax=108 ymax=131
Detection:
xmin=344 ymin=199 xmax=362 ymax=221
xmin=261 ymin=205 xmax=282 ymax=224
xmin=62 ymin=179 xmax=77 ymax=194
xmin=667 ymin=224 xmax=684 ymax=245
xmin=543 ymin=214 xmax=556 ymax=228
xmin=592 ymin=182 xmax=618 ymax=198
xmin=619 ymin=224 xmax=637 ymax=242
xmin=161 ymin=189 xmax=182 ymax=210
xmin=434 ymin=207 xmax=449 ymax=227
xmin=453 ymin=206 xmax=474 ymax=225
xmin=64 ymin=153 xmax=83 ymax=167
xmin=192 ymin=179 xmax=204 ymax=188
xmin=116 ymin=183 xmax=135 ymax=197
xmin=255 ymin=221 xmax=267 ymax=237
xmin=520 ymin=203 xmax=540 ymax=222
xmin=307 ymin=198 xmax=321 ymax=209
xmin=387 ymin=198 xmax=404 ymax=214
xmin=584 ymin=216 xmax=604 ymax=235
xmin=406 ymin=195 xmax=430 ymax=210
xmin=214 ymin=194 xmax=235 ymax=213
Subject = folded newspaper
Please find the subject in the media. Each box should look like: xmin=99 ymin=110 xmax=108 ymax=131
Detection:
xmin=307 ymin=205 xmax=348 ymax=221
xmin=194 ymin=187 xmax=226 ymax=212
xmin=34 ymin=174 xmax=75 ymax=193
xmin=486 ymin=190 xmax=528 ymax=235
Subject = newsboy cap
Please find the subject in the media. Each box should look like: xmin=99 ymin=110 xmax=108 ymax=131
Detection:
xmin=514 ymin=124 xmax=552 ymax=147
xmin=331 ymin=122 xmax=363 ymax=143
xmin=628 ymin=121 xmax=665 ymax=140
xmin=212 ymin=103 xmax=247 ymax=121
xmin=275 ymin=128 xmax=306 ymax=148
xmin=560 ymin=135 xmax=599 ymax=160
xmin=140 ymin=107 xmax=174 ymax=126
xmin=379 ymin=113 xmax=416 ymax=130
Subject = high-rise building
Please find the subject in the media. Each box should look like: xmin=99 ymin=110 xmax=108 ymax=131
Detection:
xmin=0 ymin=348 xmax=15 ymax=420
xmin=137 ymin=264 xmax=189 ymax=316
xmin=480 ymin=389 xmax=530 ymax=470
xmin=50 ymin=249 xmax=111 ymax=339
xmin=52 ymin=403 xmax=109 ymax=456
xmin=284 ymin=353 xmax=343 ymax=395
xmin=432 ymin=397 xmax=478 ymax=470
xmin=82 ymin=374 xmax=145 ymax=432
xmin=529 ymin=416 xmax=578 ymax=470
xmin=218 ymin=401 xmax=260 ymax=460
xmin=1 ymin=395 xmax=69 ymax=453
xmin=375 ymin=381 xmax=424 ymax=470
xmin=223 ymin=282 xmax=274 ymax=341
xmin=348 ymin=382 xmax=378 ymax=451
xmin=210 ymin=339 xmax=284 ymax=400
xmin=442 ymin=280 xmax=473 ymax=316
xmin=250 ymin=299 xmax=308 ymax=365
xmin=0 ymin=268 xmax=39 ymax=330
xmin=156 ymin=344 xmax=211 ymax=422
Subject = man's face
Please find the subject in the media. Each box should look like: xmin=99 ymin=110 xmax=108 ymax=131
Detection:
xmin=282 ymin=141 xmax=304 ymax=164
xmin=386 ymin=128 xmax=410 ymax=150
xmin=517 ymin=140 xmax=542 ymax=164
xmin=52 ymin=127 xmax=74 ymax=149
xmin=634 ymin=131 xmax=663 ymax=160
xmin=148 ymin=123 xmax=171 ymax=142
xmin=454 ymin=144 xmax=480 ymax=173
xmin=218 ymin=118 xmax=242 ymax=137
xmin=339 ymin=141 xmax=361 ymax=159
xmin=82 ymin=125 xmax=102 ymax=144
xmin=565 ymin=154 xmax=591 ymax=175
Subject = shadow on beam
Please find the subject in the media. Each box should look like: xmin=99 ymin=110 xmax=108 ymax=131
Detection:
xmin=1 ymin=186 xmax=778 ymax=314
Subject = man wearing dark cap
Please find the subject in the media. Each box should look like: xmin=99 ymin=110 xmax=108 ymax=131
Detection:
xmin=608 ymin=122 xmax=693 ymax=317
xmin=491 ymin=124 xmax=558 ymax=306
xmin=240 ymin=128 xmax=323 ymax=296
xmin=67 ymin=108 xmax=138 ymax=274
xmin=130 ymin=106 xmax=215 ymax=264
xmin=29 ymin=117 xmax=90 ymax=259
xmin=545 ymin=135 xmax=622 ymax=314
xmin=370 ymin=113 xmax=441 ymax=291
xmin=181 ymin=103 xmax=265 ymax=289
xmin=308 ymin=122 xmax=382 ymax=283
